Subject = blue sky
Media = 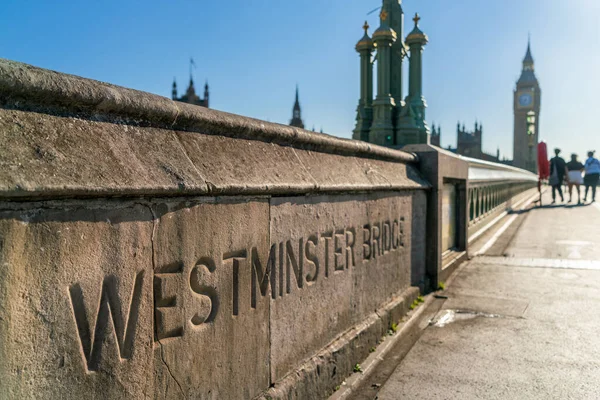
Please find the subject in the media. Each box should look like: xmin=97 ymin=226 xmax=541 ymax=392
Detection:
xmin=1 ymin=0 xmax=599 ymax=160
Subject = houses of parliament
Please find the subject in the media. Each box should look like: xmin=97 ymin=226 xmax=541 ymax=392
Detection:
xmin=171 ymin=72 xmax=314 ymax=132
xmin=170 ymin=0 xmax=541 ymax=173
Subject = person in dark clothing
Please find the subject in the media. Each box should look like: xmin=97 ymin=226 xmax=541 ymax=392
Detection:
xmin=566 ymin=154 xmax=584 ymax=204
xmin=549 ymin=148 xmax=567 ymax=204
xmin=584 ymin=150 xmax=600 ymax=202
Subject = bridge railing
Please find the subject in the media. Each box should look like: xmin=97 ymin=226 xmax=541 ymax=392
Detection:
xmin=464 ymin=156 xmax=538 ymax=239
xmin=405 ymin=145 xmax=538 ymax=288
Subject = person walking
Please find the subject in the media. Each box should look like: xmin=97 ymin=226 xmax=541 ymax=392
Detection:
xmin=549 ymin=148 xmax=567 ymax=204
xmin=584 ymin=151 xmax=600 ymax=202
xmin=566 ymin=153 xmax=584 ymax=204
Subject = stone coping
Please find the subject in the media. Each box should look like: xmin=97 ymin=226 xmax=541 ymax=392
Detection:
xmin=406 ymin=144 xmax=537 ymax=183
xmin=462 ymin=155 xmax=537 ymax=178
xmin=0 ymin=59 xmax=416 ymax=164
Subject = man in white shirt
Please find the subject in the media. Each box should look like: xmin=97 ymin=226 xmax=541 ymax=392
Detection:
xmin=584 ymin=151 xmax=600 ymax=202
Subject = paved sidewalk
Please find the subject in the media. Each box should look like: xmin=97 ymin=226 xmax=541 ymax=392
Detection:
xmin=373 ymin=192 xmax=600 ymax=399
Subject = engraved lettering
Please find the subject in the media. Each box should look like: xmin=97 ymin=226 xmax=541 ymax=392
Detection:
xmin=146 ymin=213 xmax=409 ymax=329
xmin=321 ymin=231 xmax=333 ymax=277
xmin=399 ymin=217 xmax=406 ymax=247
xmin=278 ymin=242 xmax=284 ymax=298
xmin=371 ymin=223 xmax=381 ymax=259
xmin=286 ymin=239 xmax=304 ymax=292
xmin=305 ymin=234 xmax=320 ymax=283
xmin=223 ymin=250 xmax=247 ymax=316
xmin=392 ymin=220 xmax=399 ymax=249
xmin=363 ymin=224 xmax=371 ymax=261
xmin=383 ymin=221 xmax=392 ymax=253
xmin=69 ymin=271 xmax=144 ymax=372
xmin=251 ymin=245 xmax=276 ymax=307
xmin=345 ymin=227 xmax=356 ymax=269
xmin=334 ymin=229 xmax=345 ymax=271
xmin=189 ymin=257 xmax=218 ymax=325
xmin=154 ymin=262 xmax=184 ymax=340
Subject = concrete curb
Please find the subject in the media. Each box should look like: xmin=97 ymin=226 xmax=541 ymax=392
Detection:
xmin=327 ymin=256 xmax=471 ymax=400
xmin=329 ymin=295 xmax=437 ymax=400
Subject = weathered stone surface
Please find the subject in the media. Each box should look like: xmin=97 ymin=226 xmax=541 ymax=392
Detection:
xmin=0 ymin=108 xmax=428 ymax=199
xmin=269 ymin=192 xmax=424 ymax=381
xmin=0 ymin=110 xmax=208 ymax=197
xmin=0 ymin=202 xmax=154 ymax=399
xmin=0 ymin=59 xmax=417 ymax=166
xmin=151 ymin=198 xmax=271 ymax=400
xmin=260 ymin=287 xmax=419 ymax=400
xmin=410 ymin=190 xmax=428 ymax=288
xmin=0 ymin=59 xmax=428 ymax=200
xmin=0 ymin=58 xmax=435 ymax=400
xmin=404 ymin=144 xmax=470 ymax=288
xmin=174 ymin=131 xmax=315 ymax=194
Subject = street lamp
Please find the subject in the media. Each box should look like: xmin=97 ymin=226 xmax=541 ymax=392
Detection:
xmin=526 ymin=111 xmax=536 ymax=171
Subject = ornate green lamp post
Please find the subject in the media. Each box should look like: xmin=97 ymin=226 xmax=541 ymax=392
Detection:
xmin=370 ymin=9 xmax=397 ymax=146
xmin=526 ymin=111 xmax=536 ymax=171
xmin=397 ymin=13 xmax=430 ymax=145
xmin=406 ymin=14 xmax=428 ymax=129
xmin=353 ymin=21 xmax=375 ymax=142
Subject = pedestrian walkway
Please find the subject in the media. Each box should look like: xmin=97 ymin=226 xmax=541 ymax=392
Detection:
xmin=367 ymin=192 xmax=600 ymax=399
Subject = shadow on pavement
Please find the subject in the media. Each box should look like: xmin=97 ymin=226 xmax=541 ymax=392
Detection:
xmin=506 ymin=202 xmax=592 ymax=215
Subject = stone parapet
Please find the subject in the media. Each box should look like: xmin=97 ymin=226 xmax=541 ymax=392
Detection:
xmin=0 ymin=60 xmax=428 ymax=399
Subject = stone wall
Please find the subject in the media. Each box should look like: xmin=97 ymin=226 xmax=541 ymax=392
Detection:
xmin=0 ymin=60 xmax=429 ymax=399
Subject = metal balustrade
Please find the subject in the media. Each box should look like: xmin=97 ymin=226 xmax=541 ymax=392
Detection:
xmin=464 ymin=156 xmax=538 ymax=238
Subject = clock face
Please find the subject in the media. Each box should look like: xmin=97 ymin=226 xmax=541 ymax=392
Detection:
xmin=519 ymin=93 xmax=533 ymax=107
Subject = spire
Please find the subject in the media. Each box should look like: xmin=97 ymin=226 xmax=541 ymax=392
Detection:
xmin=186 ymin=78 xmax=196 ymax=97
xmin=189 ymin=57 xmax=196 ymax=83
xmin=523 ymin=37 xmax=534 ymax=70
xmin=293 ymin=85 xmax=301 ymax=114
xmin=187 ymin=58 xmax=196 ymax=97
xmin=289 ymin=85 xmax=304 ymax=129
xmin=517 ymin=36 xmax=538 ymax=86
xmin=204 ymin=80 xmax=209 ymax=107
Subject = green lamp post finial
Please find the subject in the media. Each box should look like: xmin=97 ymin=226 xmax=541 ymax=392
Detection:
xmin=413 ymin=13 xmax=420 ymax=27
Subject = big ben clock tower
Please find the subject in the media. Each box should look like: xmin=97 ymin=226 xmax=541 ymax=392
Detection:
xmin=513 ymin=40 xmax=541 ymax=172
